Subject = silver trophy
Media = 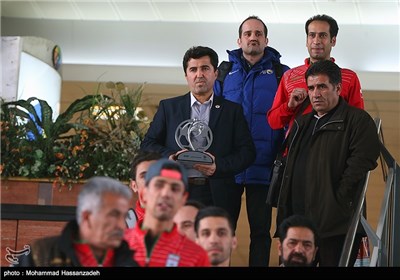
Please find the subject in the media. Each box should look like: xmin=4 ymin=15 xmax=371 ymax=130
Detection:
xmin=174 ymin=119 xmax=213 ymax=168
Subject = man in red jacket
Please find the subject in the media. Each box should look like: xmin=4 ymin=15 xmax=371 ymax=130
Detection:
xmin=126 ymin=150 xmax=161 ymax=228
xmin=267 ymin=14 xmax=364 ymax=132
xmin=124 ymin=159 xmax=210 ymax=267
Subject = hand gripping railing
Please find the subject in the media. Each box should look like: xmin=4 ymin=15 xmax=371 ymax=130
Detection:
xmin=339 ymin=118 xmax=400 ymax=266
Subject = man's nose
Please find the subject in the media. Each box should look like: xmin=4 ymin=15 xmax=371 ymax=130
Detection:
xmin=310 ymin=89 xmax=321 ymax=98
xmin=312 ymin=36 xmax=321 ymax=44
xmin=294 ymin=243 xmax=305 ymax=252
xmin=249 ymin=32 xmax=258 ymax=40
xmin=196 ymin=69 xmax=205 ymax=76
xmin=160 ymin=185 xmax=173 ymax=196
xmin=209 ymin=232 xmax=220 ymax=243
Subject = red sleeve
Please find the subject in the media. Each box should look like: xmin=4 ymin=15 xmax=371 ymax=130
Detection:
xmin=345 ymin=72 xmax=364 ymax=109
xmin=267 ymin=72 xmax=296 ymax=129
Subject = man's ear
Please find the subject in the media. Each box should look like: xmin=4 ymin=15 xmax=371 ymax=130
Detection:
xmin=181 ymin=191 xmax=189 ymax=207
xmin=331 ymin=36 xmax=337 ymax=47
xmin=81 ymin=210 xmax=91 ymax=227
xmin=277 ymin=241 xmax=283 ymax=257
xmin=231 ymin=236 xmax=238 ymax=250
xmin=336 ymin=82 xmax=342 ymax=96
xmin=130 ymin=180 xmax=138 ymax=193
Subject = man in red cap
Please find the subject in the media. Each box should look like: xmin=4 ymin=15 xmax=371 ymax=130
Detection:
xmin=124 ymin=159 xmax=210 ymax=267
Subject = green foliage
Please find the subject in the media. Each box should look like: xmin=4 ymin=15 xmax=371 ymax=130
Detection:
xmin=0 ymin=82 xmax=148 ymax=187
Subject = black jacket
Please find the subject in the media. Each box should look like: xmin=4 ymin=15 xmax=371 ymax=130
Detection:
xmin=276 ymin=98 xmax=380 ymax=238
xmin=14 ymin=220 xmax=138 ymax=267
xmin=141 ymin=93 xmax=256 ymax=216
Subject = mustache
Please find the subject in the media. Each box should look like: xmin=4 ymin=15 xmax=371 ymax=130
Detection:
xmin=195 ymin=78 xmax=206 ymax=83
xmin=284 ymin=252 xmax=309 ymax=267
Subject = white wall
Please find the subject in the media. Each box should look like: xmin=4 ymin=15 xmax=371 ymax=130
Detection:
xmin=2 ymin=17 xmax=399 ymax=91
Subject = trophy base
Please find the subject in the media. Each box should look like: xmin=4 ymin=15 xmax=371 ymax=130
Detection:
xmin=176 ymin=151 xmax=213 ymax=169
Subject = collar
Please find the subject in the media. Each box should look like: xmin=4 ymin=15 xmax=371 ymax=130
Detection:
xmin=240 ymin=53 xmax=253 ymax=71
xmin=312 ymin=98 xmax=341 ymax=120
xmin=73 ymin=243 xmax=115 ymax=267
xmin=190 ymin=93 xmax=214 ymax=107
xmin=305 ymin=57 xmax=336 ymax=67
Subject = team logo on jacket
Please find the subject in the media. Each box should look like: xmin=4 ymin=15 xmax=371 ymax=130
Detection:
xmin=262 ymin=69 xmax=274 ymax=75
xmin=166 ymin=254 xmax=180 ymax=267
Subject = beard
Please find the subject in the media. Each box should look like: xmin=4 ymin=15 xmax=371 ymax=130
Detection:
xmin=281 ymin=252 xmax=314 ymax=267
xmin=244 ymin=48 xmax=262 ymax=57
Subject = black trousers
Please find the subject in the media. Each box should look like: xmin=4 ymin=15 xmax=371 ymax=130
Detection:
xmin=317 ymin=234 xmax=363 ymax=266
xmin=188 ymin=183 xmax=214 ymax=206
xmin=238 ymin=183 xmax=272 ymax=267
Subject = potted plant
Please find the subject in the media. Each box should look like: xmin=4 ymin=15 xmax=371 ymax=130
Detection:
xmin=0 ymin=82 xmax=148 ymax=193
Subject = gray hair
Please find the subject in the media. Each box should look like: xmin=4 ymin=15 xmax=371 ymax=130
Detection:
xmin=76 ymin=176 xmax=132 ymax=224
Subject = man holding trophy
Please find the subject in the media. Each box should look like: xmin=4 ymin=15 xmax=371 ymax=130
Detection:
xmin=140 ymin=46 xmax=256 ymax=230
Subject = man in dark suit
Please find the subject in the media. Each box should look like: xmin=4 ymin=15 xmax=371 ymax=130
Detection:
xmin=140 ymin=46 xmax=256 ymax=231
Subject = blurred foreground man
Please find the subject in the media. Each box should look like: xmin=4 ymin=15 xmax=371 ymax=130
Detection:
xmin=14 ymin=176 xmax=137 ymax=267
xmin=124 ymin=159 xmax=210 ymax=267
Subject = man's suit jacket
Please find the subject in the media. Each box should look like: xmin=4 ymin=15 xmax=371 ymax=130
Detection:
xmin=140 ymin=93 xmax=256 ymax=209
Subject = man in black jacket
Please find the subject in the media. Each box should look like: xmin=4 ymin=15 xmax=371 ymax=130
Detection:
xmin=14 ymin=176 xmax=138 ymax=267
xmin=140 ymin=46 xmax=256 ymax=231
xmin=275 ymin=60 xmax=380 ymax=266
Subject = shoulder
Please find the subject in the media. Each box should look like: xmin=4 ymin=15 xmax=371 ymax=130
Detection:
xmin=158 ymin=94 xmax=189 ymax=108
xmin=170 ymin=234 xmax=209 ymax=266
xmin=340 ymin=67 xmax=357 ymax=75
xmin=25 ymin=235 xmax=60 ymax=260
xmin=215 ymin=95 xmax=238 ymax=106
xmin=124 ymin=224 xmax=144 ymax=247
xmin=284 ymin=64 xmax=307 ymax=76
xmin=217 ymin=97 xmax=244 ymax=112
xmin=161 ymin=93 xmax=189 ymax=103
xmin=346 ymin=103 xmax=371 ymax=118
xmin=340 ymin=67 xmax=360 ymax=81
xmin=181 ymin=236 xmax=208 ymax=257
xmin=280 ymin=63 xmax=291 ymax=71
xmin=340 ymin=99 xmax=372 ymax=120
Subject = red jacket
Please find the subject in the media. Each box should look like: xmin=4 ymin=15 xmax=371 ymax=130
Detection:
xmin=267 ymin=58 xmax=364 ymax=130
xmin=135 ymin=200 xmax=145 ymax=224
xmin=124 ymin=222 xmax=210 ymax=267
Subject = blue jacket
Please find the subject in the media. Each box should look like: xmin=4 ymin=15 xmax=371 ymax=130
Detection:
xmin=214 ymin=47 xmax=289 ymax=185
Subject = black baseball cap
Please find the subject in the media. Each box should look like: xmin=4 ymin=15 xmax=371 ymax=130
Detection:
xmin=145 ymin=159 xmax=188 ymax=190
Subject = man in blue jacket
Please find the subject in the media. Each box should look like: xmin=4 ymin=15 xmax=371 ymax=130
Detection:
xmin=214 ymin=16 xmax=289 ymax=266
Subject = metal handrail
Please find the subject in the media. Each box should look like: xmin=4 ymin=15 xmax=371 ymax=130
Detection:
xmin=338 ymin=171 xmax=371 ymax=266
xmin=339 ymin=118 xmax=400 ymax=266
